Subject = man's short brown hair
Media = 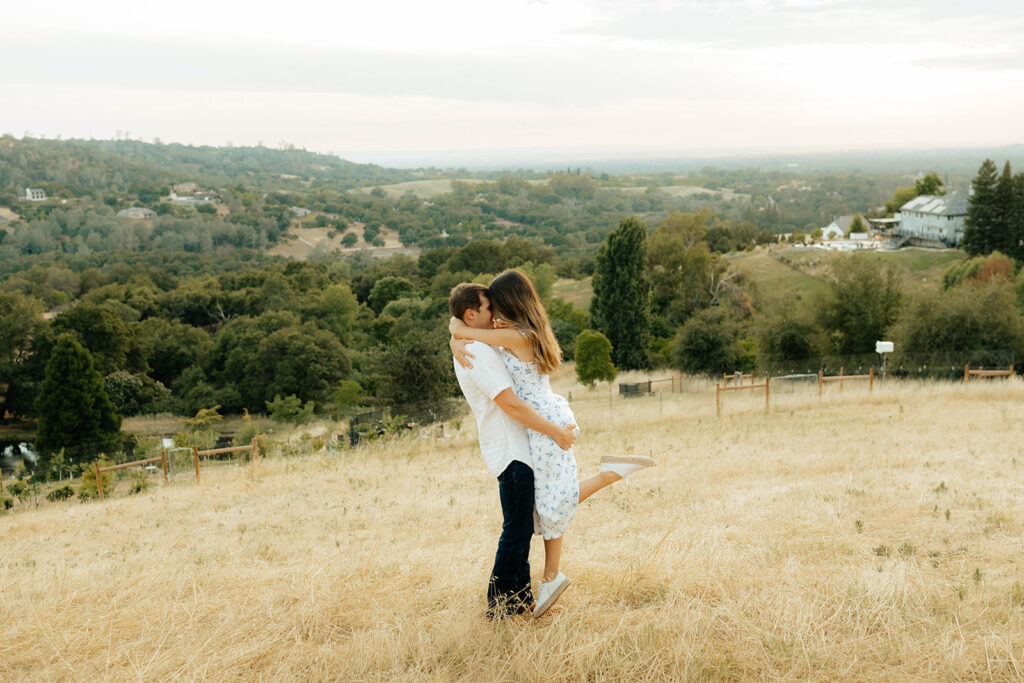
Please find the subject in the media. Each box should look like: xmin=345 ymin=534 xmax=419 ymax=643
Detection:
xmin=449 ymin=282 xmax=488 ymax=320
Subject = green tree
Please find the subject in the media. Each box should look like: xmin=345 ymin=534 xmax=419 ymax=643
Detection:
xmin=884 ymin=185 xmax=920 ymax=215
xmin=892 ymin=279 xmax=1024 ymax=364
xmin=914 ymin=172 xmax=945 ymax=197
xmin=817 ymin=256 xmax=902 ymax=355
xmin=647 ymin=210 xmax=722 ymax=325
xmin=671 ymin=307 xmax=739 ymax=375
xmin=574 ymin=329 xmax=616 ymax=387
xmin=367 ymin=276 xmax=416 ymax=314
xmin=265 ymin=394 xmax=316 ymax=424
xmin=50 ymin=303 xmax=145 ymax=376
xmin=754 ymin=292 xmax=819 ymax=368
xmin=993 ymin=161 xmax=1017 ymax=256
xmin=849 ymin=214 xmax=866 ymax=234
xmin=962 ymin=159 xmax=1000 ymax=256
xmin=373 ymin=315 xmax=455 ymax=415
xmin=0 ymin=291 xmax=45 ymax=418
xmin=1015 ymin=172 xmax=1024 ymax=260
xmin=590 ymin=216 xmax=650 ymax=370
xmin=330 ymin=379 xmax=366 ymax=417
xmin=137 ymin=318 xmax=212 ymax=386
xmin=252 ymin=325 xmax=351 ymax=410
xmin=35 ymin=335 xmax=122 ymax=467
xmin=884 ymin=172 xmax=944 ymax=215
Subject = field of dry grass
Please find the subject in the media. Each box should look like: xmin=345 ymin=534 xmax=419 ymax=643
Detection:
xmin=4 ymin=377 xmax=1024 ymax=680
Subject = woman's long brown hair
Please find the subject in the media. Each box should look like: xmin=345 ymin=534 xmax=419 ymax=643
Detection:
xmin=487 ymin=269 xmax=562 ymax=375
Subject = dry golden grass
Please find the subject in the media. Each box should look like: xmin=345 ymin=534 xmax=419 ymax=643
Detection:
xmin=5 ymin=379 xmax=1024 ymax=680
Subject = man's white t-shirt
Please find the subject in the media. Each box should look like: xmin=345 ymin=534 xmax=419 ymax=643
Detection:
xmin=454 ymin=341 xmax=532 ymax=477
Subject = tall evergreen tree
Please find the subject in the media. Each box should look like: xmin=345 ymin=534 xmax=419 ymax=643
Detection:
xmin=993 ymin=161 xmax=1016 ymax=255
xmin=590 ymin=216 xmax=650 ymax=370
xmin=962 ymin=159 xmax=999 ymax=256
xmin=1013 ymin=172 xmax=1024 ymax=261
xmin=35 ymin=334 xmax=122 ymax=467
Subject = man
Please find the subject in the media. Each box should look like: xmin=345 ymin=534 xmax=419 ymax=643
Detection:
xmin=448 ymin=283 xmax=577 ymax=619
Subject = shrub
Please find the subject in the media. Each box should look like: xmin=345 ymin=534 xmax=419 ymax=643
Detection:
xmin=129 ymin=470 xmax=151 ymax=494
xmin=78 ymin=456 xmax=113 ymax=501
xmin=266 ymin=394 xmax=316 ymax=424
xmin=46 ymin=485 xmax=75 ymax=502
xmin=8 ymin=480 xmax=29 ymax=504
xmin=1 ymin=495 xmax=12 ymax=511
xmin=574 ymin=329 xmax=616 ymax=387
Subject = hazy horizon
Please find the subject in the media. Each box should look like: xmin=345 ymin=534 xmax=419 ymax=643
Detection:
xmin=6 ymin=0 xmax=1023 ymax=167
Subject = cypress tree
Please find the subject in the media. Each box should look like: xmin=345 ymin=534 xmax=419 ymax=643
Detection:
xmin=1013 ymin=172 xmax=1024 ymax=261
xmin=35 ymin=334 xmax=122 ymax=465
xmin=962 ymin=159 xmax=999 ymax=256
xmin=993 ymin=161 xmax=1016 ymax=255
xmin=590 ymin=216 xmax=651 ymax=370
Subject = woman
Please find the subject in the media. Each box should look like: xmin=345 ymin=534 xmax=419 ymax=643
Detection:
xmin=450 ymin=269 xmax=653 ymax=617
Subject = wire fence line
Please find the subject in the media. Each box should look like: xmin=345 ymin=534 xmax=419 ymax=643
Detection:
xmin=4 ymin=350 xmax=1019 ymax=488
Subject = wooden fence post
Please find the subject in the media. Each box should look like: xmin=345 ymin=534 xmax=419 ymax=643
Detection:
xmin=192 ymin=445 xmax=201 ymax=484
xmin=765 ymin=375 xmax=771 ymax=410
xmin=95 ymin=462 xmax=104 ymax=501
xmin=964 ymin=364 xmax=970 ymax=384
xmin=869 ymin=367 xmax=874 ymax=391
xmin=818 ymin=371 xmax=823 ymax=398
xmin=0 ymin=467 xmax=4 ymax=492
xmin=161 ymin=450 xmax=169 ymax=484
xmin=716 ymin=383 xmax=721 ymax=417
xmin=251 ymin=436 xmax=259 ymax=462
xmin=839 ymin=366 xmax=845 ymax=391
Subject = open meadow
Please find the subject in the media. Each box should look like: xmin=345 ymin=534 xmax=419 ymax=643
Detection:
xmin=4 ymin=376 xmax=1024 ymax=680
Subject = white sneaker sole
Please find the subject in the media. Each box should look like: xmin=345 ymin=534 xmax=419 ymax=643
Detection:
xmin=533 ymin=577 xmax=571 ymax=618
xmin=600 ymin=455 xmax=655 ymax=467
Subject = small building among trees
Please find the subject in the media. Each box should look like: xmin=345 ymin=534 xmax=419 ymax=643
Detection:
xmin=898 ymin=191 xmax=968 ymax=247
xmin=20 ymin=187 xmax=47 ymax=201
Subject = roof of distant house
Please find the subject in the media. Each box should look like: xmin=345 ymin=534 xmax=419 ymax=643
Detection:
xmin=901 ymin=191 xmax=968 ymax=216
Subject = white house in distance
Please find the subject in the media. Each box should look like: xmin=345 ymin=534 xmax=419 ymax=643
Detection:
xmin=898 ymin=191 xmax=968 ymax=247
xmin=821 ymin=222 xmax=844 ymax=240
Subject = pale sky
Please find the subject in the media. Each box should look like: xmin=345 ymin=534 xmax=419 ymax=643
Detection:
xmin=4 ymin=0 xmax=1023 ymax=166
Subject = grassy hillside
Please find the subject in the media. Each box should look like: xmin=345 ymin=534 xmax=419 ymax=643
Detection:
xmin=5 ymin=377 xmax=1024 ymax=679
xmin=729 ymin=246 xmax=967 ymax=299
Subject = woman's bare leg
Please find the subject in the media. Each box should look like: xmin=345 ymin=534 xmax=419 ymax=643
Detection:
xmin=578 ymin=471 xmax=622 ymax=504
xmin=538 ymin=473 xmax=622 ymax=584
xmin=543 ymin=536 xmax=563 ymax=582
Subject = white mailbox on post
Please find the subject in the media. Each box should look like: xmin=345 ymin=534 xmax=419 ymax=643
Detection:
xmin=875 ymin=341 xmax=893 ymax=379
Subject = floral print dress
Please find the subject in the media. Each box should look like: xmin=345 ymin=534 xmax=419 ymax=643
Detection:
xmin=500 ymin=349 xmax=579 ymax=540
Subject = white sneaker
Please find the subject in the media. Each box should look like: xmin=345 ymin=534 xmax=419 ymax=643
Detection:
xmin=533 ymin=573 xmax=571 ymax=618
xmin=600 ymin=454 xmax=655 ymax=482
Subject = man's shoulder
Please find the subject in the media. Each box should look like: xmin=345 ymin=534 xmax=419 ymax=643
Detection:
xmin=457 ymin=341 xmax=511 ymax=388
xmin=466 ymin=340 xmax=500 ymax=356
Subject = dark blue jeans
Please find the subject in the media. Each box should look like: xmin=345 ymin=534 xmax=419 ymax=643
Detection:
xmin=487 ymin=460 xmax=534 ymax=618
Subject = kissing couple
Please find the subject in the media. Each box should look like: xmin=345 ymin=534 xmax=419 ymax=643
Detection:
xmin=448 ymin=269 xmax=654 ymax=619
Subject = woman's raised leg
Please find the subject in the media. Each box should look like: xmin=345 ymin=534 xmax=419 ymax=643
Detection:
xmin=578 ymin=470 xmax=621 ymax=504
